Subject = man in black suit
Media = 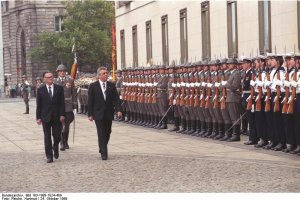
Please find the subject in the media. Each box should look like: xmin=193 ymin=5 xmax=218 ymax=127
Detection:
xmin=88 ymin=67 xmax=122 ymax=160
xmin=36 ymin=71 xmax=65 ymax=163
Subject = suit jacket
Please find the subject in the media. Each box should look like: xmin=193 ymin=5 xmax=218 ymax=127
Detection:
xmin=36 ymin=84 xmax=65 ymax=123
xmin=88 ymin=80 xmax=121 ymax=121
xmin=54 ymin=77 xmax=77 ymax=112
xmin=225 ymin=69 xmax=242 ymax=103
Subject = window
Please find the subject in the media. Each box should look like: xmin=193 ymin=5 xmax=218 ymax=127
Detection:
xmin=161 ymin=15 xmax=169 ymax=65
xmin=146 ymin=20 xmax=152 ymax=65
xmin=1 ymin=1 xmax=9 ymax=12
xmin=55 ymin=16 xmax=64 ymax=32
xmin=227 ymin=1 xmax=238 ymax=58
xmin=258 ymin=1 xmax=271 ymax=54
xmin=298 ymin=0 xmax=300 ymax=52
xmin=132 ymin=25 xmax=138 ymax=67
xmin=201 ymin=1 xmax=211 ymax=60
xmin=180 ymin=8 xmax=188 ymax=64
xmin=120 ymin=30 xmax=126 ymax=68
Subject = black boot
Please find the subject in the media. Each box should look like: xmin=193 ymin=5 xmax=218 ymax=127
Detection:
xmin=182 ymin=120 xmax=191 ymax=134
xmin=282 ymin=144 xmax=294 ymax=153
xmin=272 ymin=143 xmax=286 ymax=151
xmin=24 ymin=106 xmax=29 ymax=114
xmin=191 ymin=120 xmax=200 ymax=136
xmin=209 ymin=123 xmax=218 ymax=138
xmin=157 ymin=118 xmax=168 ymax=129
xmin=187 ymin=120 xmax=196 ymax=135
xmin=60 ymin=131 xmax=66 ymax=151
xmin=214 ymin=123 xmax=224 ymax=140
xmin=254 ymin=139 xmax=269 ymax=148
xmin=169 ymin=117 xmax=180 ymax=132
xmin=203 ymin=122 xmax=213 ymax=137
xmin=220 ymin=124 xmax=232 ymax=141
xmin=197 ymin=121 xmax=206 ymax=137
xmin=290 ymin=145 xmax=300 ymax=154
xmin=176 ymin=119 xmax=187 ymax=133
xmin=227 ymin=125 xmax=241 ymax=142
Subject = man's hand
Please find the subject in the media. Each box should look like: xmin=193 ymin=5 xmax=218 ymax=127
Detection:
xmin=117 ymin=112 xmax=122 ymax=118
xmin=36 ymin=119 xmax=42 ymax=125
xmin=60 ymin=116 xmax=65 ymax=123
xmin=88 ymin=116 xmax=94 ymax=122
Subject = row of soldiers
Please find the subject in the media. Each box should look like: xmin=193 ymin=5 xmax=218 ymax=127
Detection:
xmin=115 ymin=53 xmax=300 ymax=155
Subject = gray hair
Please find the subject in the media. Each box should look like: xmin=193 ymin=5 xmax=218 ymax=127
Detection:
xmin=97 ymin=66 xmax=108 ymax=74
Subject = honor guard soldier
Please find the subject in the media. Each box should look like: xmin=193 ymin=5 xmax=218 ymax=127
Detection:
xmin=221 ymin=58 xmax=242 ymax=142
xmin=169 ymin=64 xmax=181 ymax=132
xmin=242 ymin=57 xmax=258 ymax=145
xmin=253 ymin=55 xmax=269 ymax=148
xmin=54 ymin=64 xmax=77 ymax=151
xmin=21 ymin=74 xmax=30 ymax=114
xmin=115 ymin=70 xmax=124 ymax=121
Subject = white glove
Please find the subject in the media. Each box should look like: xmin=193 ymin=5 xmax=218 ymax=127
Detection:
xmin=264 ymin=80 xmax=271 ymax=87
xmin=246 ymin=95 xmax=251 ymax=102
xmin=256 ymin=81 xmax=263 ymax=87
xmin=291 ymin=81 xmax=298 ymax=88
xmin=190 ymin=83 xmax=195 ymax=87
xmin=186 ymin=83 xmax=191 ymax=88
xmin=275 ymin=80 xmax=282 ymax=86
xmin=182 ymin=83 xmax=186 ymax=87
xmin=173 ymin=99 xmax=176 ymax=105
xmin=177 ymin=83 xmax=181 ymax=87
xmin=221 ymin=81 xmax=227 ymax=86
xmin=284 ymin=80 xmax=290 ymax=88
xmin=215 ymin=82 xmax=220 ymax=87
xmin=250 ymin=80 xmax=256 ymax=87
xmin=207 ymin=83 xmax=212 ymax=88
xmin=73 ymin=109 xmax=77 ymax=115
xmin=154 ymin=82 xmax=158 ymax=86
xmin=195 ymin=82 xmax=199 ymax=87
xmin=120 ymin=95 xmax=123 ymax=100
xmin=172 ymin=83 xmax=176 ymax=88
xmin=202 ymin=82 xmax=207 ymax=87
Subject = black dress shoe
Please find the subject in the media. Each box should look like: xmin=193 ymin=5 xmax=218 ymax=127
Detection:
xmin=47 ymin=158 xmax=53 ymax=163
xmin=290 ymin=146 xmax=300 ymax=154
xmin=54 ymin=153 xmax=59 ymax=159
xmin=101 ymin=155 xmax=108 ymax=160
xmin=254 ymin=140 xmax=268 ymax=148
xmin=226 ymin=135 xmax=240 ymax=142
xmin=65 ymin=143 xmax=69 ymax=149
xmin=272 ymin=143 xmax=285 ymax=151
xmin=244 ymin=140 xmax=258 ymax=145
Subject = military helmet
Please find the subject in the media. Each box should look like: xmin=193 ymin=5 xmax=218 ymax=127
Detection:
xmin=56 ymin=64 xmax=67 ymax=71
xmin=226 ymin=58 xmax=238 ymax=64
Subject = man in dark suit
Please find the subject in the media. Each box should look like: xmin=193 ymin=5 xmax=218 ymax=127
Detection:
xmin=88 ymin=67 xmax=122 ymax=160
xmin=36 ymin=71 xmax=65 ymax=163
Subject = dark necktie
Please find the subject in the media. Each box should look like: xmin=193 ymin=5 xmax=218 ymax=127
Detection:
xmin=48 ymin=86 xmax=52 ymax=100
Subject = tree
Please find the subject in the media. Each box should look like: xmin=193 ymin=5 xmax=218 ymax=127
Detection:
xmin=31 ymin=0 xmax=115 ymax=72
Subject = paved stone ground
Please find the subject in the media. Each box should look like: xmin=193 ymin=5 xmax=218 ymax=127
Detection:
xmin=0 ymin=99 xmax=300 ymax=193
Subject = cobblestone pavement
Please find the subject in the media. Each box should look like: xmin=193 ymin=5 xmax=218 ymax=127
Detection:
xmin=0 ymin=99 xmax=300 ymax=192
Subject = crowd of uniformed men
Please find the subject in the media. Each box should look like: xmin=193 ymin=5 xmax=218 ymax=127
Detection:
xmin=114 ymin=53 xmax=300 ymax=155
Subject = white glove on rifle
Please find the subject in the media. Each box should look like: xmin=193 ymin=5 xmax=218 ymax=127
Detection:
xmin=250 ymin=80 xmax=256 ymax=87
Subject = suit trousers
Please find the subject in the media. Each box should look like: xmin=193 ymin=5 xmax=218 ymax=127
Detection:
xmin=95 ymin=120 xmax=112 ymax=155
xmin=42 ymin=120 xmax=62 ymax=159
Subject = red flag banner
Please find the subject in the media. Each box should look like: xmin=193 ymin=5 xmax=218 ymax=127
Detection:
xmin=70 ymin=62 xmax=77 ymax=79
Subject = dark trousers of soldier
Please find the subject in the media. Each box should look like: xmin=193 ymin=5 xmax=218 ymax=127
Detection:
xmin=283 ymin=113 xmax=294 ymax=145
xmin=226 ymin=102 xmax=240 ymax=133
xmin=61 ymin=111 xmax=74 ymax=149
xmin=240 ymin=99 xmax=248 ymax=134
xmin=254 ymin=99 xmax=268 ymax=141
xmin=157 ymin=97 xmax=168 ymax=128
xmin=177 ymin=105 xmax=186 ymax=130
xmin=24 ymin=99 xmax=29 ymax=114
xmin=294 ymin=94 xmax=300 ymax=146
xmin=243 ymin=93 xmax=257 ymax=143
xmin=271 ymin=93 xmax=286 ymax=147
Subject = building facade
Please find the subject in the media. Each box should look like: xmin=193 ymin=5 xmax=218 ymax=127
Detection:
xmin=115 ymin=0 xmax=300 ymax=68
xmin=1 ymin=0 xmax=65 ymax=85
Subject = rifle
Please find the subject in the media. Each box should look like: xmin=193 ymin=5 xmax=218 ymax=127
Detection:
xmin=246 ymin=70 xmax=255 ymax=110
xmin=213 ymin=71 xmax=220 ymax=109
xmin=205 ymin=72 xmax=211 ymax=109
xmin=200 ymin=73 xmax=206 ymax=108
xmin=220 ymin=70 xmax=227 ymax=110
xmin=194 ymin=74 xmax=200 ymax=107
xmin=179 ymin=83 xmax=185 ymax=106
xmin=255 ymin=67 xmax=263 ymax=111
xmin=152 ymin=82 xmax=157 ymax=104
xmin=264 ymin=68 xmax=271 ymax=112
xmin=189 ymin=83 xmax=195 ymax=107
xmin=287 ymin=67 xmax=297 ymax=114
xmin=169 ymin=75 xmax=175 ymax=106
xmin=273 ymin=68 xmax=281 ymax=112
xmin=281 ymin=70 xmax=290 ymax=113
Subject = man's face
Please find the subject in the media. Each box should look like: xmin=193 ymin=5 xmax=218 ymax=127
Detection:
xmin=58 ymin=70 xmax=66 ymax=78
xmin=98 ymin=69 xmax=109 ymax=82
xmin=44 ymin=72 xmax=54 ymax=85
xmin=270 ymin=58 xmax=277 ymax=67
xmin=288 ymin=58 xmax=295 ymax=67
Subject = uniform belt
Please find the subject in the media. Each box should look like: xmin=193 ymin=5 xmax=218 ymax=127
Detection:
xmin=157 ymin=89 xmax=166 ymax=91
xmin=242 ymin=91 xmax=250 ymax=94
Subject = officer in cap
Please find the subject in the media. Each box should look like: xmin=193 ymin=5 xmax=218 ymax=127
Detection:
xmin=21 ymin=74 xmax=30 ymax=114
xmin=54 ymin=64 xmax=77 ymax=151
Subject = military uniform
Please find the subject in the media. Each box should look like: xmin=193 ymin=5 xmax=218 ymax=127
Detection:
xmin=54 ymin=64 xmax=77 ymax=150
xmin=21 ymin=75 xmax=30 ymax=114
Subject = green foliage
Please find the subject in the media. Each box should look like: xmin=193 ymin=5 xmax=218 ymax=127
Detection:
xmin=31 ymin=0 xmax=115 ymax=72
